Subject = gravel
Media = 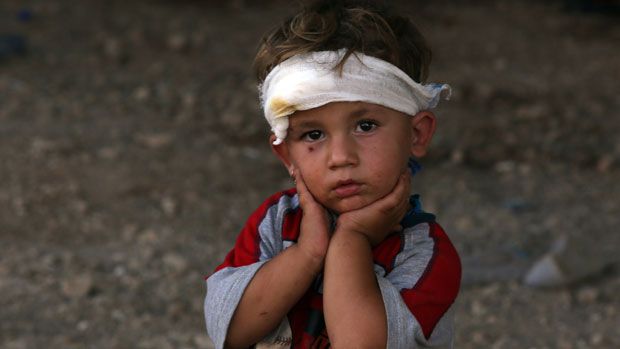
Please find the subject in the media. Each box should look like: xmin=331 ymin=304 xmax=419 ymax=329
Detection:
xmin=1 ymin=0 xmax=618 ymax=348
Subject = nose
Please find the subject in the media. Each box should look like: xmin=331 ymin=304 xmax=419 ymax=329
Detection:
xmin=327 ymin=134 xmax=359 ymax=169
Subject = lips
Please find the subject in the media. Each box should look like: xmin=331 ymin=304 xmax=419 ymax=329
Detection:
xmin=333 ymin=179 xmax=362 ymax=198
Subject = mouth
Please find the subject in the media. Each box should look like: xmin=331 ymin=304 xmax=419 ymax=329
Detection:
xmin=333 ymin=179 xmax=362 ymax=198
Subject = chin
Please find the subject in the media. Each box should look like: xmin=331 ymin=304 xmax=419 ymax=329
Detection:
xmin=328 ymin=196 xmax=370 ymax=214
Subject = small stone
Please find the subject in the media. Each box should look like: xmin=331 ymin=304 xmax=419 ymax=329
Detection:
xmin=596 ymin=154 xmax=614 ymax=173
xmin=104 ymin=38 xmax=120 ymax=57
xmin=193 ymin=334 xmax=215 ymax=349
xmin=220 ymin=107 xmax=245 ymax=131
xmin=454 ymin=216 xmax=474 ymax=231
xmin=12 ymin=197 xmax=26 ymax=216
xmin=139 ymin=337 xmax=173 ymax=349
xmin=493 ymin=57 xmax=507 ymax=71
xmin=604 ymin=304 xmax=616 ymax=317
xmin=4 ymin=339 xmax=29 ymax=349
xmin=160 ymin=196 xmax=177 ymax=217
xmin=181 ymin=92 xmax=196 ymax=108
xmin=71 ymin=199 xmax=88 ymax=214
xmin=590 ymin=332 xmax=603 ymax=345
xmin=450 ymin=148 xmax=464 ymax=164
xmin=30 ymin=138 xmax=58 ymax=155
xmin=77 ymin=320 xmax=89 ymax=331
xmin=491 ymin=335 xmax=509 ymax=349
xmin=515 ymin=103 xmax=549 ymax=120
xmin=470 ymin=299 xmax=486 ymax=316
xmin=523 ymin=254 xmax=565 ymax=287
xmin=122 ymin=224 xmax=138 ymax=241
xmin=61 ymin=274 xmax=94 ymax=298
xmin=557 ymin=337 xmax=574 ymax=349
xmin=111 ymin=309 xmax=125 ymax=322
xmin=135 ymin=132 xmax=173 ymax=149
xmin=486 ymin=314 xmax=498 ymax=324
xmin=589 ymin=312 xmax=602 ymax=323
xmin=494 ymin=160 xmax=516 ymax=173
xmin=163 ymin=253 xmax=188 ymax=273
xmin=166 ymin=302 xmax=184 ymax=318
xmin=113 ymin=265 xmax=127 ymax=277
xmin=480 ymin=283 xmax=500 ymax=297
xmin=0 ymin=263 xmax=8 ymax=276
xmin=167 ymin=33 xmax=189 ymax=52
xmin=103 ymin=38 xmax=127 ymax=63
xmin=577 ymin=287 xmax=599 ymax=304
xmin=191 ymin=30 xmax=208 ymax=48
xmin=98 ymin=146 xmax=120 ymax=160
xmin=472 ymin=331 xmax=486 ymax=344
xmin=137 ymin=229 xmax=159 ymax=244
xmin=133 ymin=86 xmax=150 ymax=102
xmin=518 ymin=163 xmax=532 ymax=175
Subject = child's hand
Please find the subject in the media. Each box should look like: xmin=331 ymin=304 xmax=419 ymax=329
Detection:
xmin=336 ymin=171 xmax=411 ymax=246
xmin=294 ymin=169 xmax=332 ymax=269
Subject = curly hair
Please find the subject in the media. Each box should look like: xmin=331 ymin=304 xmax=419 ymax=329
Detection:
xmin=253 ymin=0 xmax=432 ymax=84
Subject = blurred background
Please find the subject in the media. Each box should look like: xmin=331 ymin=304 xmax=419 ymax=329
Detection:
xmin=1 ymin=0 xmax=619 ymax=348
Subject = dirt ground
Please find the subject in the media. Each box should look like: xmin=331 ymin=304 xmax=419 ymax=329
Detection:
xmin=1 ymin=0 xmax=619 ymax=348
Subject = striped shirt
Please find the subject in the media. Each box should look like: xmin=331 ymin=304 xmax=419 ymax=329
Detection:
xmin=205 ymin=189 xmax=461 ymax=348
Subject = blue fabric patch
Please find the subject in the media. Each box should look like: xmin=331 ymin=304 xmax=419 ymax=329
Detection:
xmin=408 ymin=157 xmax=422 ymax=176
xmin=400 ymin=194 xmax=436 ymax=228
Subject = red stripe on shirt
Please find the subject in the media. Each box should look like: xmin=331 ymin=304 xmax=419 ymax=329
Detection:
xmin=372 ymin=233 xmax=403 ymax=274
xmin=400 ymin=222 xmax=461 ymax=339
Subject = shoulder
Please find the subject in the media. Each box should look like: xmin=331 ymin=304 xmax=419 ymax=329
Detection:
xmin=250 ymin=188 xmax=302 ymax=243
xmin=213 ymin=189 xmax=301 ymax=271
xmin=400 ymin=221 xmax=461 ymax=276
xmin=258 ymin=188 xmax=299 ymax=212
xmin=245 ymin=188 xmax=300 ymax=227
xmin=415 ymin=222 xmax=462 ymax=285
xmin=373 ymin=221 xmax=461 ymax=285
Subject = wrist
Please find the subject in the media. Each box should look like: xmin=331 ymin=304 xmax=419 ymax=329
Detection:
xmin=331 ymin=228 xmax=373 ymax=250
xmin=333 ymin=226 xmax=374 ymax=247
xmin=292 ymin=244 xmax=325 ymax=275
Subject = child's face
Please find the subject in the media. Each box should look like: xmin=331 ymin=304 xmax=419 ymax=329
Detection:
xmin=272 ymin=101 xmax=435 ymax=214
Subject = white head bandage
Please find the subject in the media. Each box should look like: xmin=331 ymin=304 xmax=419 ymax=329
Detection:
xmin=259 ymin=49 xmax=451 ymax=145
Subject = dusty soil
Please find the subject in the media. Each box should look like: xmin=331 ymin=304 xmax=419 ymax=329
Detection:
xmin=1 ymin=0 xmax=618 ymax=348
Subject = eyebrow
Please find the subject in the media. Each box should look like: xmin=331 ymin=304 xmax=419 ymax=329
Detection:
xmin=289 ymin=120 xmax=323 ymax=131
xmin=289 ymin=106 xmax=373 ymax=131
xmin=348 ymin=107 xmax=370 ymax=119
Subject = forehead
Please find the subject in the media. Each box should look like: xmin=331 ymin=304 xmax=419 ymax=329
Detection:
xmin=289 ymin=101 xmax=406 ymax=126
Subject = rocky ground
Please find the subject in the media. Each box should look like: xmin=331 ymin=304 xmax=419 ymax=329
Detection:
xmin=1 ymin=0 xmax=619 ymax=348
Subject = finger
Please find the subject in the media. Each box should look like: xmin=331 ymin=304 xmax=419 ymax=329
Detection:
xmin=396 ymin=173 xmax=412 ymax=210
xmin=399 ymin=172 xmax=412 ymax=205
xmin=294 ymin=170 xmax=318 ymax=209
xmin=388 ymin=172 xmax=411 ymax=207
xmin=383 ymin=173 xmax=411 ymax=219
xmin=362 ymin=171 xmax=410 ymax=215
xmin=293 ymin=169 xmax=308 ymax=202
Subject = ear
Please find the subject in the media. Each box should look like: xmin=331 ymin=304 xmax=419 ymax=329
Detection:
xmin=269 ymin=134 xmax=295 ymax=175
xmin=409 ymin=111 xmax=437 ymax=158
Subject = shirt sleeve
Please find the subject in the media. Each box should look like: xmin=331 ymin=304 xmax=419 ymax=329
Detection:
xmin=376 ymin=222 xmax=461 ymax=349
xmin=204 ymin=190 xmax=299 ymax=349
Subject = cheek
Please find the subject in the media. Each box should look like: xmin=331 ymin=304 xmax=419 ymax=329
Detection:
xmin=290 ymin=149 xmax=321 ymax=180
xmin=364 ymin=143 xmax=408 ymax=184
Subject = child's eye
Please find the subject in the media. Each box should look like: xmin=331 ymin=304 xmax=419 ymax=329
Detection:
xmin=356 ymin=120 xmax=378 ymax=133
xmin=302 ymin=130 xmax=324 ymax=141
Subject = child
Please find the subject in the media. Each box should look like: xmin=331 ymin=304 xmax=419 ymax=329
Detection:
xmin=205 ymin=1 xmax=461 ymax=348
